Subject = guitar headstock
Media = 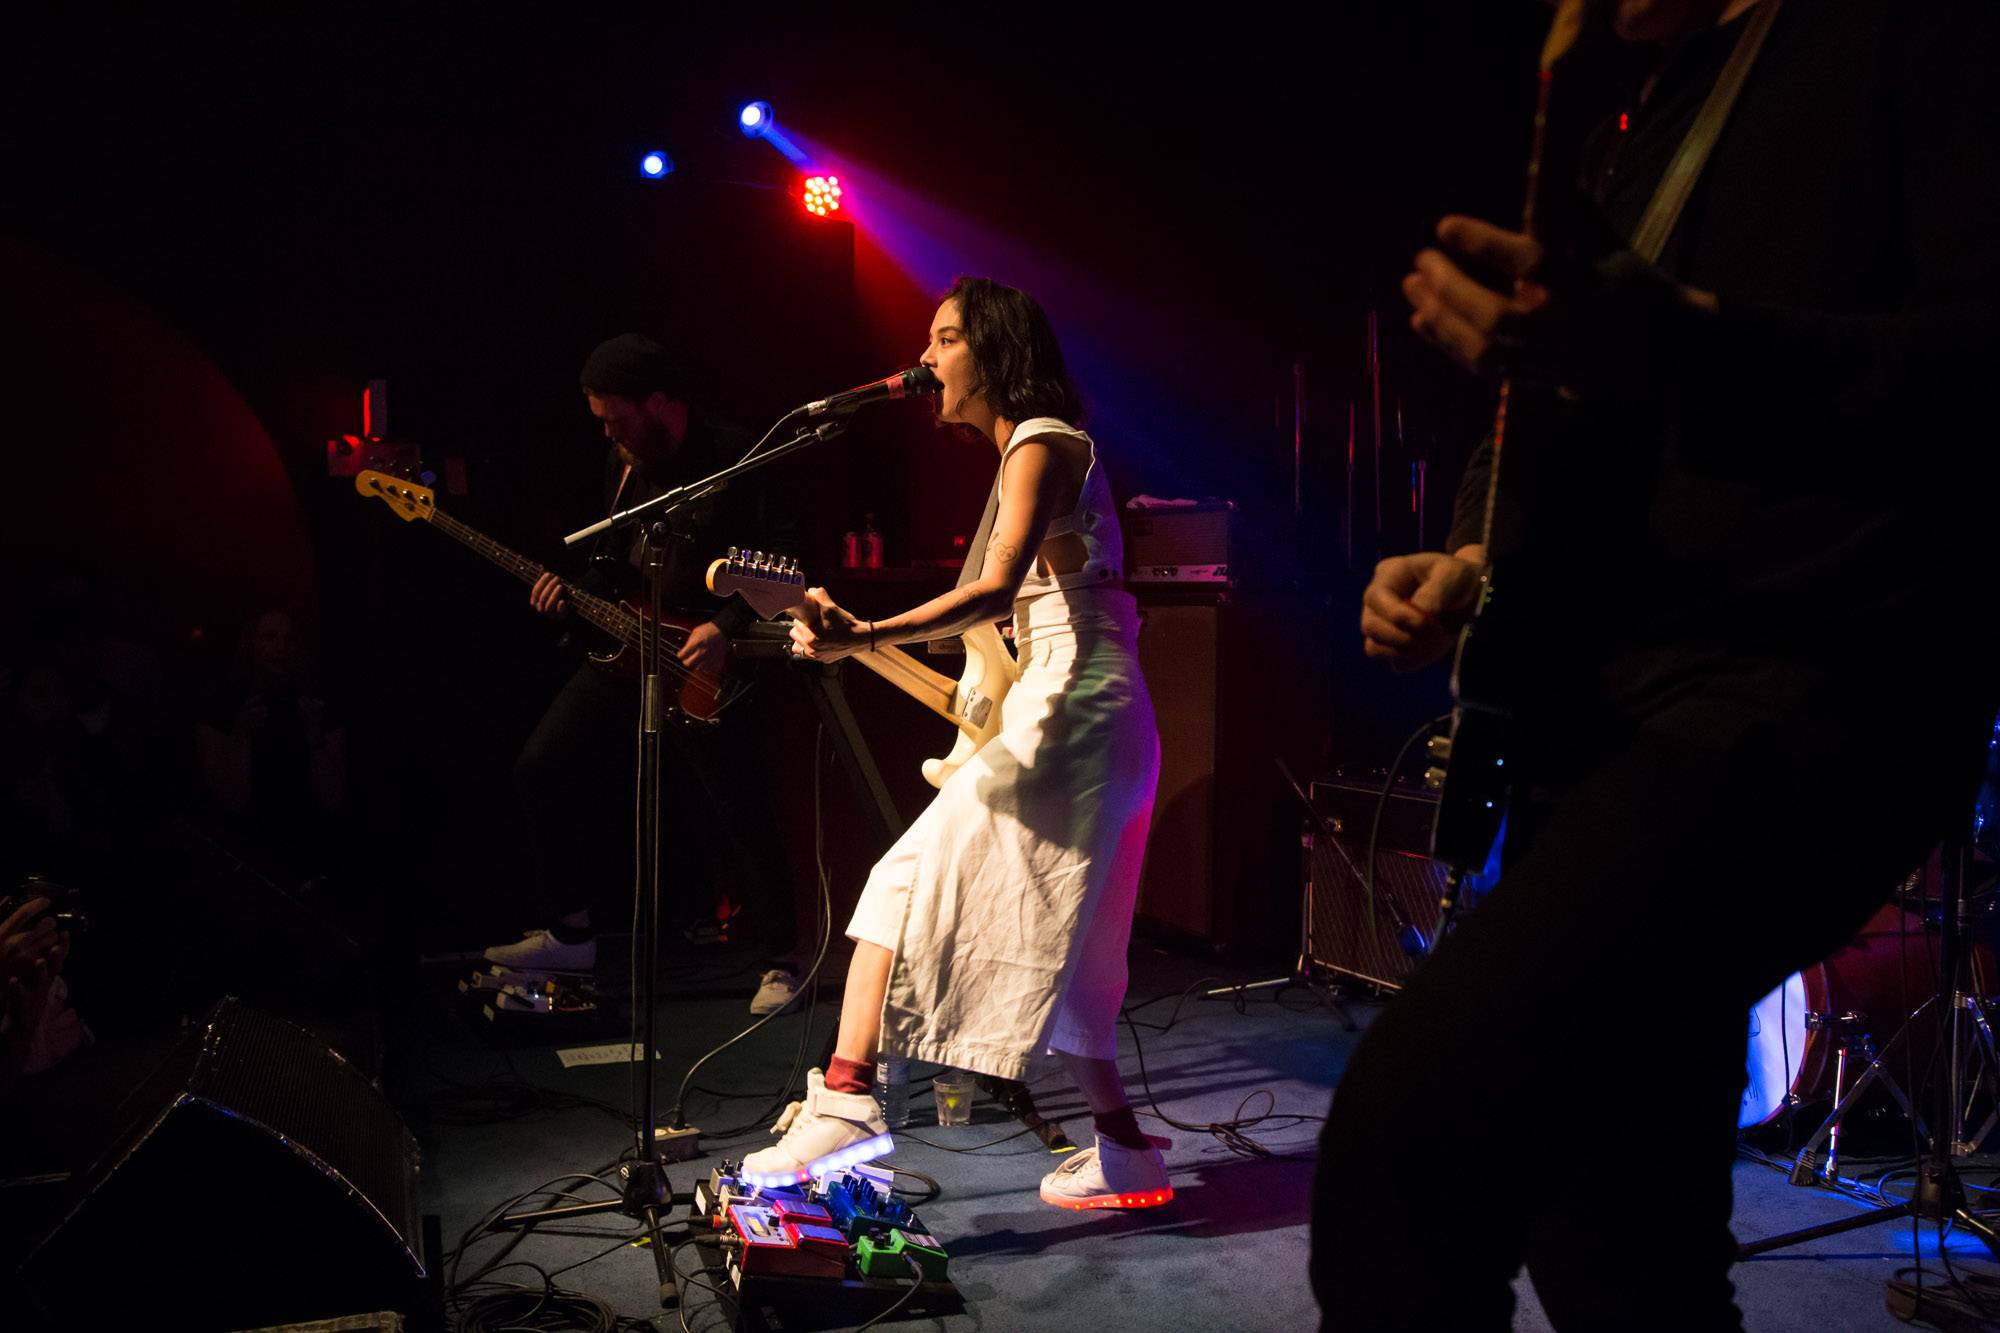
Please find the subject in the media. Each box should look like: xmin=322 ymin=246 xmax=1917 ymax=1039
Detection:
xmin=707 ymin=547 xmax=807 ymax=619
xmin=355 ymin=469 xmax=437 ymax=523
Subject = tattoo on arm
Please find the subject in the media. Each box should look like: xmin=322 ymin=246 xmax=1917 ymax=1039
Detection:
xmin=988 ymin=538 xmax=1020 ymax=568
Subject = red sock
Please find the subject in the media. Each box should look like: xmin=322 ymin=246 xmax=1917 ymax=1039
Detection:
xmin=825 ymin=1056 xmax=875 ymax=1095
xmin=1094 ymin=1105 xmax=1149 ymax=1150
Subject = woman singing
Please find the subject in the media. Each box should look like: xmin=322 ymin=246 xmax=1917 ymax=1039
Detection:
xmin=741 ymin=277 xmax=1168 ymax=1210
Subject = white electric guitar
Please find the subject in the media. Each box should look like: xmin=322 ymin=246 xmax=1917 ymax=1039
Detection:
xmin=706 ymin=549 xmax=1019 ymax=788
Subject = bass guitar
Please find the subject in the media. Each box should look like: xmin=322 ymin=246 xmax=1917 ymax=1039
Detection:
xmin=705 ymin=548 xmax=1019 ymax=788
xmin=354 ymin=469 xmax=742 ymax=722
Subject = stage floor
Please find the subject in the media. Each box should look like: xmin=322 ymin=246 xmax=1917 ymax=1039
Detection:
xmin=394 ymin=940 xmax=1990 ymax=1331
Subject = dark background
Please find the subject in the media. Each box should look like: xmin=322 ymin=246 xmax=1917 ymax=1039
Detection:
xmin=0 ymin=4 xmax=1550 ymax=955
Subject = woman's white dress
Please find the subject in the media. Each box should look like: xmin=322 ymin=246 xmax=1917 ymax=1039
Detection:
xmin=845 ymin=418 xmax=1161 ymax=1080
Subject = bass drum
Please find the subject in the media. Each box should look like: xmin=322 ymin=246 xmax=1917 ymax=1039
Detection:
xmin=1739 ymin=900 xmax=1935 ymax=1130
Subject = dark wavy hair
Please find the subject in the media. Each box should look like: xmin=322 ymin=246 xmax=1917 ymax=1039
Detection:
xmin=942 ymin=276 xmax=1082 ymax=426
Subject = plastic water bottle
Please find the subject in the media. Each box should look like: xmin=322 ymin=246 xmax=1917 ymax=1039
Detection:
xmin=874 ymin=1055 xmax=910 ymax=1128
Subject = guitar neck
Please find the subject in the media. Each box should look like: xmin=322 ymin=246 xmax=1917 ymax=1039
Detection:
xmin=848 ymin=644 xmax=961 ymax=724
xmin=425 ymin=510 xmax=637 ymax=645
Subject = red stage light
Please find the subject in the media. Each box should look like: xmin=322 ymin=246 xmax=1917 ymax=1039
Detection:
xmin=802 ymin=175 xmax=844 ymax=218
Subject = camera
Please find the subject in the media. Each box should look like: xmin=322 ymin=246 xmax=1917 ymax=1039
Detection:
xmin=3 ymin=875 xmax=90 ymax=935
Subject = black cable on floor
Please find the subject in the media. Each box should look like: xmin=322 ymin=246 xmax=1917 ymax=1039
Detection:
xmin=885 ymin=1163 xmax=942 ymax=1203
xmin=852 ymin=1253 xmax=929 ymax=1332
xmin=1120 ymin=1006 xmax=1326 ymax=1161
xmin=896 ymin=1119 xmax=1067 ymax=1154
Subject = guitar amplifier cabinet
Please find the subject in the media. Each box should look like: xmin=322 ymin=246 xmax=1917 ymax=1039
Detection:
xmin=1134 ymin=592 xmax=1329 ymax=957
xmin=1306 ymin=778 xmax=1451 ymax=991
xmin=1125 ymin=504 xmax=1237 ymax=585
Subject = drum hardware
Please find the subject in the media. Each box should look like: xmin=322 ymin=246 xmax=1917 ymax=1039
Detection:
xmin=1740 ymin=907 xmax=1923 ymax=1134
xmin=1793 ymin=1031 xmax=1879 ymax=1185
xmin=1739 ymin=832 xmax=2000 ymax=1260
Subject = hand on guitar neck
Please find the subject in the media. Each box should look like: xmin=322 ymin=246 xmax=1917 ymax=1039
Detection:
xmin=1404 ymin=215 xmax=1717 ymax=389
xmin=706 ymin=550 xmax=1019 ymax=789
xmin=530 ymin=570 xmax=727 ymax=674
xmin=788 ymin=588 xmax=872 ymax=664
xmin=529 ymin=571 xmax=571 ymax=619
xmin=1360 ymin=547 xmax=1485 ymax=672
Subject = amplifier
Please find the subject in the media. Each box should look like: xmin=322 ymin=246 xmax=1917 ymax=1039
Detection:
xmin=1126 ymin=504 xmax=1236 ymax=584
xmin=1311 ymin=776 xmax=1441 ymax=857
xmin=1306 ymin=778 xmax=1449 ymax=992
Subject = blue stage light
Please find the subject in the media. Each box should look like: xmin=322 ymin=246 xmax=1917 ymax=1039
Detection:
xmin=739 ymin=101 xmax=772 ymax=136
xmin=640 ymin=151 xmax=673 ymax=178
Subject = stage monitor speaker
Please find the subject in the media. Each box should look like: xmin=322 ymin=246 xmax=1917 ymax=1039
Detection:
xmin=1307 ymin=778 xmax=1451 ymax=991
xmin=18 ymin=997 xmax=425 ymax=1331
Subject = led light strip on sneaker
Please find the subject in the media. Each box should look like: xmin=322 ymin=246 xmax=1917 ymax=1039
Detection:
xmin=1045 ymin=1186 xmax=1175 ymax=1211
xmin=739 ymin=1132 xmax=896 ymax=1189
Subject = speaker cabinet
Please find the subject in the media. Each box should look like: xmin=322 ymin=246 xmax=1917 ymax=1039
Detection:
xmin=19 ymin=998 xmax=425 ymax=1330
xmin=1134 ymin=592 xmax=1328 ymax=957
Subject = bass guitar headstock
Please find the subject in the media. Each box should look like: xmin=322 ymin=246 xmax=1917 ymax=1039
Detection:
xmin=707 ymin=547 xmax=807 ymax=620
xmin=355 ymin=469 xmax=437 ymax=523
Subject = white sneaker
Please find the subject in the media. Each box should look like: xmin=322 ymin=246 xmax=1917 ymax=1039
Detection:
xmin=749 ymin=968 xmax=802 ymax=1016
xmin=739 ymin=1069 xmax=893 ymax=1188
xmin=482 ymin=929 xmax=595 ymax=973
xmin=1038 ymin=1134 xmax=1173 ymax=1210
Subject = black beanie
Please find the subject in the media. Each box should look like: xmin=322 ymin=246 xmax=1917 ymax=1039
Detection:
xmin=580 ymin=334 xmax=686 ymax=402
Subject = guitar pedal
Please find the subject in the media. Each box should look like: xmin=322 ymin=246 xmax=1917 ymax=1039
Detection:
xmin=854 ymin=1228 xmax=949 ymax=1282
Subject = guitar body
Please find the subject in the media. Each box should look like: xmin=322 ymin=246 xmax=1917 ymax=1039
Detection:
xmin=1428 ymin=572 xmax=1516 ymax=875
xmin=582 ymin=602 xmax=729 ymax=722
xmin=918 ymin=623 xmax=1017 ymax=788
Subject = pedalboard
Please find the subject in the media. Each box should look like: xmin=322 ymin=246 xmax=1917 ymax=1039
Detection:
xmin=691 ymin=1161 xmax=964 ymax=1327
xmin=457 ymin=965 xmax=604 ymax=1028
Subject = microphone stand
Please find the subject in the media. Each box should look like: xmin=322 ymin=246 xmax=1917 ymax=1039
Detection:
xmin=562 ymin=416 xmax=848 ymax=550
xmin=486 ymin=414 xmax=850 ymax=1310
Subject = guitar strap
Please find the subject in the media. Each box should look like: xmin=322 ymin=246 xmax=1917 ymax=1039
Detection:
xmin=955 ymin=474 xmax=1003 ymax=590
xmin=1625 ymin=0 xmax=1783 ymax=265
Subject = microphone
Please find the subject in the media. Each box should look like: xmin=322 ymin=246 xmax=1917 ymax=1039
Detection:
xmin=804 ymin=366 xmax=941 ymax=416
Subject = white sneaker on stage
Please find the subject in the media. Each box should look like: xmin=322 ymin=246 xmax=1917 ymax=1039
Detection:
xmin=481 ymin=928 xmax=595 ymax=973
xmin=1038 ymin=1134 xmax=1173 ymax=1210
xmin=739 ymin=1069 xmax=893 ymax=1188
xmin=749 ymin=968 xmax=802 ymax=1016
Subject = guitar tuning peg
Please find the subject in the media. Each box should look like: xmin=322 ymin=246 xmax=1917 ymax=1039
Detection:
xmin=727 ymin=545 xmax=741 ymax=563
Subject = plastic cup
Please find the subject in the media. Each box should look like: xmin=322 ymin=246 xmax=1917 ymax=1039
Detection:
xmin=932 ymin=1069 xmax=977 ymax=1126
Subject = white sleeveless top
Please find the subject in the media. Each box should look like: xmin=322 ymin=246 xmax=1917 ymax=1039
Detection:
xmin=996 ymin=417 xmax=1126 ymax=602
